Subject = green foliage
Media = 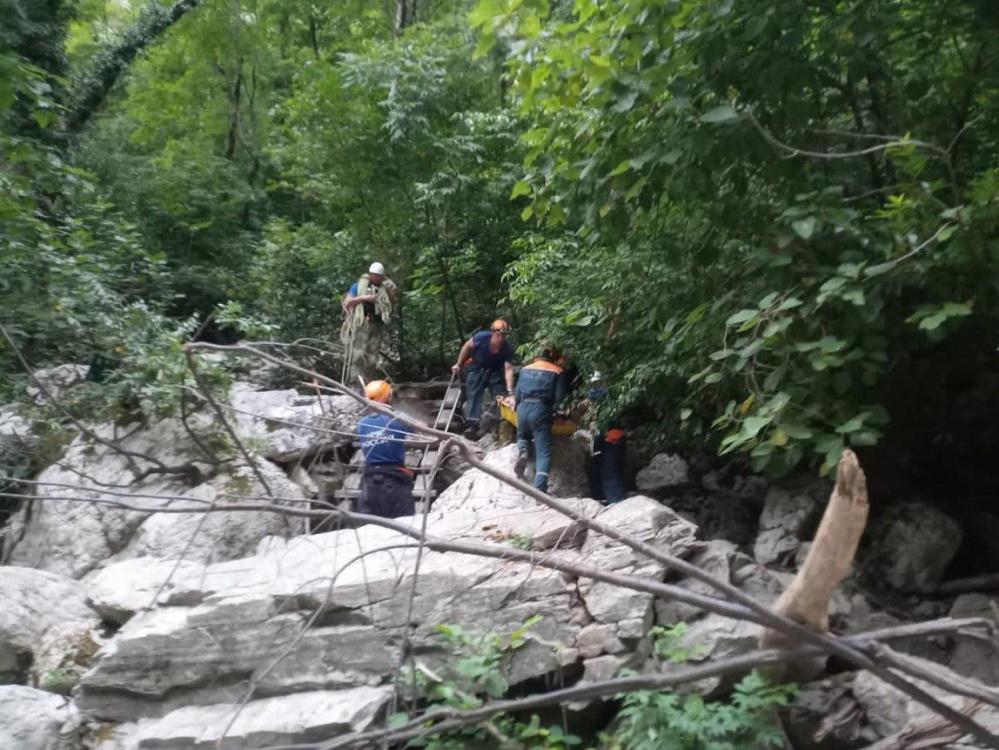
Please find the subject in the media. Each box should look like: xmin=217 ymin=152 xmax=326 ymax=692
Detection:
xmin=599 ymin=622 xmax=795 ymax=750
xmin=507 ymin=533 xmax=534 ymax=550
xmin=399 ymin=616 xmax=580 ymax=750
xmin=476 ymin=0 xmax=999 ymax=474
xmin=39 ymin=668 xmax=78 ymax=695
xmin=606 ymin=671 xmax=795 ymax=750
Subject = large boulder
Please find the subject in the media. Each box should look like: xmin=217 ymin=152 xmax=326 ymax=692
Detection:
xmin=230 ymin=384 xmax=364 ymax=463
xmin=5 ymin=417 xmax=307 ymax=578
xmin=0 ymin=685 xmax=79 ymax=750
xmin=635 ymin=453 xmax=690 ymax=494
xmin=27 ymin=364 xmax=89 ymax=405
xmin=109 ymin=461 xmax=307 ymax=565
xmin=854 ymin=657 xmax=999 ymax=746
xmin=948 ymin=594 xmax=999 ymax=685
xmin=0 ymin=406 xmax=36 ymax=554
xmin=76 ymin=520 xmax=584 ymax=722
xmin=655 ymin=540 xmax=736 ymax=624
xmin=752 ymin=484 xmax=825 ymax=566
xmin=578 ymin=496 xmax=698 ymax=635
xmin=861 ymin=502 xmax=963 ymax=592
xmin=0 ymin=567 xmax=100 ymax=685
xmin=0 ymin=405 xmax=36 ymax=477
xmin=429 ymin=444 xmax=603 ymax=550
xmin=122 ymin=687 xmax=391 ymax=750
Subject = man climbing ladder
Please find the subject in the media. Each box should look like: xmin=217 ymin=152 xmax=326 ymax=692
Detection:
xmin=356 ymin=380 xmax=414 ymax=518
xmin=341 ymin=262 xmax=398 ymax=384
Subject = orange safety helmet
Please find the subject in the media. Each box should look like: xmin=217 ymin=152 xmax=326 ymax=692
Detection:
xmin=490 ymin=319 xmax=512 ymax=334
xmin=364 ymin=380 xmax=393 ymax=403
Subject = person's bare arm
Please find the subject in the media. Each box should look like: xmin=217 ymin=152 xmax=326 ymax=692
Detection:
xmin=504 ymin=361 xmax=515 ymax=393
xmin=451 ymin=339 xmax=474 ymax=374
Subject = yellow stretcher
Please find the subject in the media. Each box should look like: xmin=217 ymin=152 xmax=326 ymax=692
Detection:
xmin=497 ymin=397 xmax=577 ymax=436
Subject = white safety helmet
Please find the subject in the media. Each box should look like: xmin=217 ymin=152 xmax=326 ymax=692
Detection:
xmin=590 ymin=371 xmax=603 ymax=383
xmin=368 ymin=261 xmax=386 ymax=276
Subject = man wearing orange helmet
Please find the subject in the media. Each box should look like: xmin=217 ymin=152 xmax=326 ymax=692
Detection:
xmin=451 ymin=319 xmax=516 ymax=439
xmin=355 ymin=380 xmax=414 ymax=518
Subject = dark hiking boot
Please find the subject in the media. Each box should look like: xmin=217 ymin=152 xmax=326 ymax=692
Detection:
xmin=514 ymin=452 xmax=528 ymax=480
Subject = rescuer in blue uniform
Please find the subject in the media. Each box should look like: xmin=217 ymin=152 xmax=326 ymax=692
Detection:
xmin=585 ymin=371 xmax=626 ymax=504
xmin=356 ymin=380 xmax=414 ymax=518
xmin=513 ymin=340 xmax=567 ymax=492
xmin=451 ymin=319 xmax=516 ymax=439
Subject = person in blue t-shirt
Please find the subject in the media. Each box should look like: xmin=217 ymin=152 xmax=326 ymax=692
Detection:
xmin=451 ymin=319 xmax=516 ymax=439
xmin=356 ymin=380 xmax=414 ymax=518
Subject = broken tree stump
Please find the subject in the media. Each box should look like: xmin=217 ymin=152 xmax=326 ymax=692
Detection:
xmin=760 ymin=448 xmax=870 ymax=678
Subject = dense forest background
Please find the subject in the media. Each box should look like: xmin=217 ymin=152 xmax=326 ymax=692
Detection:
xmin=3 ymin=0 xmax=999 ymax=491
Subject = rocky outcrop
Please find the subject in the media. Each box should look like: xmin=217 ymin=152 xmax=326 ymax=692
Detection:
xmin=0 ymin=685 xmax=79 ymax=750
xmin=122 ymin=687 xmax=391 ymax=750
xmin=429 ymin=443 xmax=602 ymax=548
xmin=635 ymin=453 xmax=690 ymax=494
xmin=0 ymin=567 xmax=100 ymax=685
xmin=753 ymin=485 xmax=825 ymax=566
xmin=862 ymin=502 xmax=963 ymax=591
xmin=27 ymin=364 xmax=90 ymax=405
xmin=4 ymin=416 xmax=307 ymax=579
xmin=230 ymin=383 xmax=364 ymax=463
xmin=75 ymin=526 xmax=579 ymax=721
xmin=854 ymin=656 xmax=999 ymax=747
xmin=949 ymin=594 xmax=999 ymax=685
xmin=0 ymin=405 xmax=35 ymax=476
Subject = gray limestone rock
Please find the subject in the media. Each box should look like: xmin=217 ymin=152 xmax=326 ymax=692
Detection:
xmin=0 ymin=685 xmax=79 ymax=750
xmin=635 ymin=453 xmax=690 ymax=494
xmin=230 ymin=384 xmax=364 ymax=463
xmin=948 ymin=594 xmax=999 ymax=686
xmin=753 ymin=485 xmax=825 ymax=566
xmin=862 ymin=502 xmax=963 ymax=592
xmin=27 ymin=364 xmax=90 ymax=405
xmin=126 ymin=687 xmax=391 ymax=749
xmin=6 ymin=418 xmax=306 ymax=578
xmin=0 ymin=566 xmax=99 ymax=684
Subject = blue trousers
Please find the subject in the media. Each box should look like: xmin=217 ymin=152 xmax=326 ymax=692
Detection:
xmin=590 ymin=434 xmax=626 ymax=503
xmin=359 ymin=466 xmax=414 ymax=519
xmin=516 ymin=401 xmax=553 ymax=492
xmin=464 ymin=365 xmax=504 ymax=425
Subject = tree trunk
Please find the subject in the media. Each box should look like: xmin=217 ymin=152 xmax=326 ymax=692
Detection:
xmin=759 ymin=449 xmax=870 ymax=677
xmin=67 ymin=0 xmax=204 ymax=134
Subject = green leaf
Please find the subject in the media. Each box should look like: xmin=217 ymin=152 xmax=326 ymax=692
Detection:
xmin=779 ymin=421 xmax=813 ymax=440
xmin=726 ymin=309 xmax=758 ymax=327
xmin=740 ymin=415 xmax=772 ymax=439
xmin=758 ymin=292 xmax=779 ymax=309
xmin=777 ymin=297 xmax=803 ymax=312
xmin=700 ymin=104 xmax=740 ymax=123
xmin=835 ymin=412 xmax=870 ymax=434
xmin=791 ymin=217 xmax=816 ymax=240
xmin=609 ymin=159 xmax=632 ymax=177
xmin=510 ymin=180 xmax=531 ymax=199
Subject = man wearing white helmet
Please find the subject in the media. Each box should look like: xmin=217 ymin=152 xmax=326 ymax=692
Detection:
xmin=341 ymin=261 xmax=398 ymax=383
